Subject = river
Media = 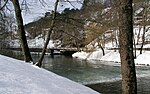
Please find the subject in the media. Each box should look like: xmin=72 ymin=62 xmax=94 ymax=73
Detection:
xmin=1 ymin=50 xmax=150 ymax=94
xmin=32 ymin=55 xmax=150 ymax=94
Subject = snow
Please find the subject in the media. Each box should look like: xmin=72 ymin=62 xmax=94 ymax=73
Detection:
xmin=72 ymin=51 xmax=89 ymax=59
xmin=9 ymin=35 xmax=61 ymax=48
xmin=72 ymin=49 xmax=120 ymax=62
xmin=73 ymin=49 xmax=150 ymax=66
xmin=135 ymin=7 xmax=144 ymax=16
xmin=0 ymin=55 xmax=100 ymax=94
xmin=73 ymin=25 xmax=150 ymax=66
xmin=28 ymin=38 xmax=55 ymax=48
xmin=9 ymin=39 xmax=20 ymax=48
xmin=135 ymin=51 xmax=150 ymax=65
xmin=100 ymin=51 xmax=120 ymax=63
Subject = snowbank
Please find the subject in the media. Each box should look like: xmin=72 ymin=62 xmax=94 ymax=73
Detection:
xmin=72 ymin=50 xmax=107 ymax=60
xmin=100 ymin=51 xmax=120 ymax=63
xmin=72 ymin=51 xmax=89 ymax=59
xmin=135 ymin=51 xmax=150 ymax=65
xmin=72 ymin=49 xmax=150 ymax=66
xmin=0 ymin=55 xmax=100 ymax=94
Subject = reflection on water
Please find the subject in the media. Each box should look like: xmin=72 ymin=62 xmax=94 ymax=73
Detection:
xmin=87 ymin=77 xmax=150 ymax=94
xmin=32 ymin=55 xmax=121 ymax=84
xmin=2 ymin=51 xmax=150 ymax=94
xmin=0 ymin=49 xmax=24 ymax=60
xmin=32 ymin=55 xmax=150 ymax=94
xmin=32 ymin=55 xmax=150 ymax=85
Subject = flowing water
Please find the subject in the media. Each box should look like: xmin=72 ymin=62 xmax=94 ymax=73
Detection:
xmin=1 ymin=50 xmax=150 ymax=94
xmin=32 ymin=55 xmax=150 ymax=94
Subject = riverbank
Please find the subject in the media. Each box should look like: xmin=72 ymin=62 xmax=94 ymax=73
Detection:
xmin=0 ymin=54 xmax=100 ymax=94
xmin=72 ymin=49 xmax=150 ymax=66
xmin=87 ymin=77 xmax=150 ymax=94
xmin=1 ymin=52 xmax=150 ymax=94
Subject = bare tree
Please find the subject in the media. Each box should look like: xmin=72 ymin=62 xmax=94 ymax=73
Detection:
xmin=36 ymin=0 xmax=59 ymax=67
xmin=118 ymin=0 xmax=137 ymax=93
xmin=140 ymin=0 xmax=150 ymax=54
xmin=11 ymin=0 xmax=33 ymax=62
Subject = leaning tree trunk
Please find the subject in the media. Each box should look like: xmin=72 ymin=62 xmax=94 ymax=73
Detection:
xmin=118 ymin=0 xmax=137 ymax=94
xmin=36 ymin=0 xmax=59 ymax=67
xmin=97 ymin=38 xmax=105 ymax=56
xmin=136 ymin=26 xmax=142 ymax=45
xmin=140 ymin=26 xmax=146 ymax=54
xmin=11 ymin=0 xmax=33 ymax=62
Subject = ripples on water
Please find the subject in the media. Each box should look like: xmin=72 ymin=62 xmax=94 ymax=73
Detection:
xmin=38 ymin=55 xmax=150 ymax=94
xmin=3 ymin=52 xmax=150 ymax=94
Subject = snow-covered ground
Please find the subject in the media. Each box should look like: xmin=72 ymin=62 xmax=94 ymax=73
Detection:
xmin=0 ymin=55 xmax=100 ymax=94
xmin=73 ymin=25 xmax=150 ymax=66
xmin=73 ymin=46 xmax=150 ymax=66
xmin=9 ymin=34 xmax=61 ymax=48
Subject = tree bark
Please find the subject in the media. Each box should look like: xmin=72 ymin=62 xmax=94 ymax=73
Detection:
xmin=11 ymin=0 xmax=33 ymax=62
xmin=36 ymin=0 xmax=59 ymax=67
xmin=136 ymin=26 xmax=141 ymax=45
xmin=118 ymin=0 xmax=137 ymax=94
xmin=140 ymin=26 xmax=146 ymax=54
xmin=133 ymin=34 xmax=136 ymax=59
xmin=97 ymin=38 xmax=105 ymax=55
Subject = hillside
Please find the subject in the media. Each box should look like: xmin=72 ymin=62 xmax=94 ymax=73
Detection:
xmin=24 ymin=0 xmax=150 ymax=49
xmin=24 ymin=0 xmax=106 ymax=48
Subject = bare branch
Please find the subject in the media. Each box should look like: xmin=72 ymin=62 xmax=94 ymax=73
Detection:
xmin=38 ymin=0 xmax=48 ymax=7
xmin=66 ymin=0 xmax=76 ymax=8
xmin=60 ymin=30 xmax=82 ymax=41
xmin=21 ymin=0 xmax=31 ymax=13
xmin=0 ymin=0 xmax=8 ymax=10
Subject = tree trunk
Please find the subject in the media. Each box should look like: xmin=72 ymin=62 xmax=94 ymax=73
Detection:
xmin=140 ymin=26 xmax=146 ymax=54
xmin=114 ymin=30 xmax=118 ymax=49
xmin=97 ymin=38 xmax=105 ymax=55
xmin=136 ymin=26 xmax=141 ymax=45
xmin=99 ymin=44 xmax=105 ymax=56
xmin=133 ymin=36 xmax=136 ymax=59
xmin=36 ymin=0 xmax=59 ymax=67
xmin=11 ymin=0 xmax=33 ymax=62
xmin=140 ymin=1 xmax=149 ymax=54
xmin=118 ymin=0 xmax=137 ymax=94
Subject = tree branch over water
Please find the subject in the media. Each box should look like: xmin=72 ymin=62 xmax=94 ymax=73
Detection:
xmin=36 ymin=0 xmax=59 ymax=67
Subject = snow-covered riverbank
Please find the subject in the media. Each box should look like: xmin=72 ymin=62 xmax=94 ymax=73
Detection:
xmin=72 ymin=49 xmax=150 ymax=66
xmin=0 ymin=55 xmax=100 ymax=94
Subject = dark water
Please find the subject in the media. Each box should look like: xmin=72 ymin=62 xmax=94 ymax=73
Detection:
xmin=32 ymin=55 xmax=122 ymax=84
xmin=1 ymin=51 xmax=150 ymax=94
xmin=87 ymin=77 xmax=150 ymax=94
xmin=32 ymin=55 xmax=150 ymax=94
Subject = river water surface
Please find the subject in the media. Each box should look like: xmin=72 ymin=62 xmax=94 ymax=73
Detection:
xmin=1 ymin=50 xmax=150 ymax=94
xmin=32 ymin=55 xmax=150 ymax=94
